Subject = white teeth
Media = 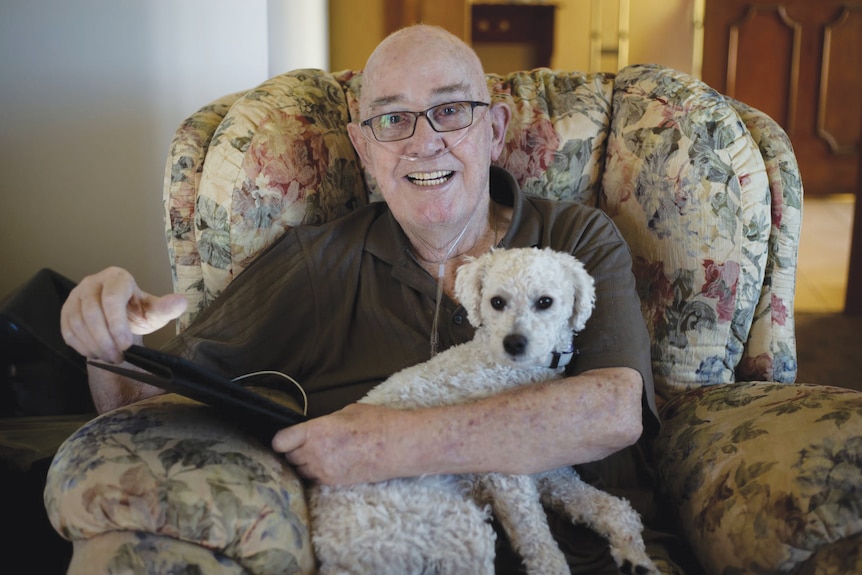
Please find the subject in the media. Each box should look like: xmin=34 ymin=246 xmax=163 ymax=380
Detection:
xmin=407 ymin=171 xmax=453 ymax=186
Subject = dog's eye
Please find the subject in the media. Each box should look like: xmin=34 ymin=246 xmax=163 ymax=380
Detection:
xmin=490 ymin=296 xmax=506 ymax=310
xmin=535 ymin=296 xmax=554 ymax=310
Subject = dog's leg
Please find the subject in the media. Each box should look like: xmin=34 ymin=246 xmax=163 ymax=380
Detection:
xmin=537 ymin=468 xmax=658 ymax=575
xmin=481 ymin=472 xmax=570 ymax=575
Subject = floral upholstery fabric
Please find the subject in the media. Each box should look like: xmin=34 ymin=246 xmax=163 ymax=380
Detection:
xmin=45 ymin=395 xmax=314 ymax=575
xmin=602 ymin=65 xmax=773 ymax=397
xmin=46 ymin=64 xmax=861 ymax=575
xmin=488 ymin=70 xmax=613 ymax=207
xmin=655 ymin=383 xmax=862 ymax=575
xmin=165 ymin=90 xmax=245 ymax=331
xmin=65 ymin=531 xmax=250 ymax=575
xmin=167 ymin=71 xmax=369 ymax=330
xmin=729 ymin=97 xmax=802 ymax=383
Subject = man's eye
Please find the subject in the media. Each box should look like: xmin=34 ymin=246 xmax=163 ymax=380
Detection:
xmin=432 ymin=102 xmax=467 ymax=121
xmin=438 ymin=105 xmax=459 ymax=116
xmin=536 ymin=296 xmax=553 ymax=310
xmin=379 ymin=113 xmax=406 ymax=128
xmin=490 ymin=296 xmax=506 ymax=310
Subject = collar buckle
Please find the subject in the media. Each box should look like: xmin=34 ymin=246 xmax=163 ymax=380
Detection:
xmin=548 ymin=344 xmax=577 ymax=369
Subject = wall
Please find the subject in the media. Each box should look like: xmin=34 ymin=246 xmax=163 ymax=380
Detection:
xmin=627 ymin=0 xmax=695 ymax=74
xmin=269 ymin=0 xmax=329 ymax=75
xmin=0 ymin=0 xmax=326 ymax=346
xmin=329 ymin=0 xmax=385 ymax=72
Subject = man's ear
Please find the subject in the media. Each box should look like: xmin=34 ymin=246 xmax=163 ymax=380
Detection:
xmin=347 ymin=122 xmax=373 ymax=169
xmin=488 ymin=102 xmax=511 ymax=162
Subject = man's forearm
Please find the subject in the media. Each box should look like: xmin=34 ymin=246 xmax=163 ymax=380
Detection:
xmin=273 ymin=367 xmax=645 ymax=486
xmin=397 ymin=367 xmax=644 ymax=478
xmin=87 ymin=363 xmax=165 ymax=414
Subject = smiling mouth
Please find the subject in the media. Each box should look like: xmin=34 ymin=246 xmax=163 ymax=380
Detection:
xmin=407 ymin=170 xmax=454 ymax=186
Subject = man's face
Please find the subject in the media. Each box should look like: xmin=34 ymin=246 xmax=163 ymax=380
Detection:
xmin=348 ymin=37 xmax=509 ymax=236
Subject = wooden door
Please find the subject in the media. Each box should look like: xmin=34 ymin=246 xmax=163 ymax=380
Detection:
xmin=847 ymin=139 xmax=862 ymax=314
xmin=703 ymin=1 xmax=862 ymax=196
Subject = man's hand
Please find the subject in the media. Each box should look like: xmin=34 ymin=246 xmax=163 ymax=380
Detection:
xmin=272 ymin=403 xmax=412 ymax=486
xmin=61 ymin=266 xmax=188 ymax=363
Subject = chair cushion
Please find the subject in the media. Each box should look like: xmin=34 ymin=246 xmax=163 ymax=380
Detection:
xmin=193 ymin=69 xmax=367 ymax=306
xmin=655 ymin=382 xmax=862 ymax=575
xmin=44 ymin=395 xmax=315 ymax=575
xmin=602 ymin=65 xmax=771 ymax=398
xmin=66 ymin=531 xmax=249 ymax=575
xmin=164 ymin=91 xmax=245 ymax=330
xmin=730 ymin=98 xmax=803 ymax=384
xmin=488 ymin=69 xmax=613 ymax=207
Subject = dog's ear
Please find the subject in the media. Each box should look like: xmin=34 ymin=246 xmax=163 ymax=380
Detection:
xmin=454 ymin=252 xmax=491 ymax=327
xmin=559 ymin=254 xmax=596 ymax=333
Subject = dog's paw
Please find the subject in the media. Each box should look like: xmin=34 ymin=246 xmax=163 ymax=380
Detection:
xmin=612 ymin=545 xmax=659 ymax=575
xmin=619 ymin=559 xmax=659 ymax=575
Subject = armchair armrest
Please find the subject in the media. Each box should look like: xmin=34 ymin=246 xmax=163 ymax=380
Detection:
xmin=654 ymin=382 xmax=862 ymax=574
xmin=44 ymin=394 xmax=315 ymax=575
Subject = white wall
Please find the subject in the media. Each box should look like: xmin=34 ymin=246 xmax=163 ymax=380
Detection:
xmin=269 ymin=0 xmax=329 ymax=75
xmin=0 ymin=0 xmax=326 ymax=345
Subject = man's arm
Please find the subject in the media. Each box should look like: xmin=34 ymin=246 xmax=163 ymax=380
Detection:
xmin=61 ymin=266 xmax=187 ymax=413
xmin=272 ymin=366 xmax=643 ymax=486
xmin=85 ymin=361 xmax=166 ymax=414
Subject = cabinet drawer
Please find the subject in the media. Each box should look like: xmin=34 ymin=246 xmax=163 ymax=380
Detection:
xmin=471 ymin=3 xmax=555 ymax=43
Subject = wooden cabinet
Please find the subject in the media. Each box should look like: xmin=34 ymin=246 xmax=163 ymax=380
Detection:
xmin=703 ymin=1 xmax=861 ymax=196
xmin=470 ymin=2 xmax=556 ymax=72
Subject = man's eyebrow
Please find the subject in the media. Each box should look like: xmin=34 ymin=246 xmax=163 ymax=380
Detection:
xmin=367 ymin=95 xmax=403 ymax=111
xmin=431 ymin=82 xmax=473 ymax=98
xmin=367 ymin=83 xmax=474 ymax=112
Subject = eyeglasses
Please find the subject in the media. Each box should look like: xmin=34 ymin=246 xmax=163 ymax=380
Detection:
xmin=359 ymin=101 xmax=489 ymax=143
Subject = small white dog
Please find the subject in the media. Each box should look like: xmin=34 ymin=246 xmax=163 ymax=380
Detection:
xmin=310 ymin=247 xmax=657 ymax=575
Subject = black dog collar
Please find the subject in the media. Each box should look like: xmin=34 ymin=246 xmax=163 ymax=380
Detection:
xmin=547 ymin=344 xmax=577 ymax=369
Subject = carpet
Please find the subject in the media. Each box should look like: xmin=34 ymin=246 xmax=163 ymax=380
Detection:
xmin=794 ymin=313 xmax=862 ymax=393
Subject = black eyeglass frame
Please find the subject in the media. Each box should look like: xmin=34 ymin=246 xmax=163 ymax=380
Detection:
xmin=359 ymin=101 xmax=490 ymax=143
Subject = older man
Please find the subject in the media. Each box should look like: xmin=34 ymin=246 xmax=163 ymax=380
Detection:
xmin=62 ymin=24 xmax=669 ymax=573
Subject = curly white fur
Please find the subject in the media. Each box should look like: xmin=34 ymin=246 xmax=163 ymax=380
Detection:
xmin=310 ymin=247 xmax=658 ymax=575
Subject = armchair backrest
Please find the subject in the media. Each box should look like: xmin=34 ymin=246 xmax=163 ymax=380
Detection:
xmin=163 ymin=64 xmax=802 ymax=400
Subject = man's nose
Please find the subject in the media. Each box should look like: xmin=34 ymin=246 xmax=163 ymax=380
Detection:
xmin=402 ymin=115 xmax=446 ymax=158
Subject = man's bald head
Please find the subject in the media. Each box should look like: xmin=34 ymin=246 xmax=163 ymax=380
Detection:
xmin=359 ymin=25 xmax=490 ymax=115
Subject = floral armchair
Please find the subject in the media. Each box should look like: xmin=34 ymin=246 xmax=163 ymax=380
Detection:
xmin=44 ymin=64 xmax=862 ymax=574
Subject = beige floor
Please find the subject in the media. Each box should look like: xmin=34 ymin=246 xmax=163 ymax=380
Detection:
xmin=795 ymin=194 xmax=856 ymax=313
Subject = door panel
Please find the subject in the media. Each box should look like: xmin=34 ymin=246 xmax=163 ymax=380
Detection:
xmin=704 ymin=1 xmax=861 ymax=196
xmin=819 ymin=7 xmax=862 ymax=155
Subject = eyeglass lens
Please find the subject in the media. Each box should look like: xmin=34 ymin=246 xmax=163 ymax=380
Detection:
xmin=366 ymin=101 xmax=482 ymax=142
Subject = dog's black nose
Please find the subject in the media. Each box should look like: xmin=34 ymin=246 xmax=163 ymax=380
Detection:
xmin=503 ymin=334 xmax=528 ymax=356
